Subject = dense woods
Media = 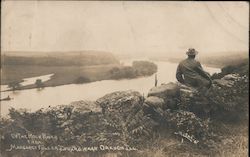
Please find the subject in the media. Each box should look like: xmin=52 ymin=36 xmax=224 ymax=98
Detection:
xmin=109 ymin=61 xmax=157 ymax=79
xmin=1 ymin=52 xmax=119 ymax=67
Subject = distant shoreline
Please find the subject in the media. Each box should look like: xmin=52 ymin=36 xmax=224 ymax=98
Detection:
xmin=150 ymin=58 xmax=223 ymax=69
xmin=1 ymin=61 xmax=158 ymax=93
xmin=0 ymin=76 xmax=146 ymax=93
xmin=150 ymin=53 xmax=249 ymax=69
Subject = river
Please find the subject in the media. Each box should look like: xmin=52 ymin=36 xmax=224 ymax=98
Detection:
xmin=0 ymin=60 xmax=220 ymax=116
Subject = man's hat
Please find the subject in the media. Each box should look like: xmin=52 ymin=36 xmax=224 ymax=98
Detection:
xmin=186 ymin=48 xmax=198 ymax=55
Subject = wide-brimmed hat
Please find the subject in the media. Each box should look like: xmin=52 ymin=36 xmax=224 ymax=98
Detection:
xmin=186 ymin=48 xmax=198 ymax=55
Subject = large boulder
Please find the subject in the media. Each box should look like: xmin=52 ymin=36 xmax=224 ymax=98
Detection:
xmin=148 ymin=82 xmax=180 ymax=100
xmin=144 ymin=96 xmax=165 ymax=108
xmin=213 ymin=79 xmax=234 ymax=88
xmin=45 ymin=100 xmax=101 ymax=120
xmin=96 ymin=90 xmax=143 ymax=119
xmin=213 ymin=73 xmax=244 ymax=88
xmin=44 ymin=100 xmax=103 ymax=131
xmin=177 ymin=73 xmax=249 ymax=119
xmin=205 ymin=74 xmax=249 ymax=120
xmin=96 ymin=90 xmax=151 ymax=145
xmin=143 ymin=96 xmax=165 ymax=118
xmin=69 ymin=100 xmax=101 ymax=113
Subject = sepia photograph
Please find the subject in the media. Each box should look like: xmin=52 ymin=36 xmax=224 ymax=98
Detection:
xmin=0 ymin=1 xmax=249 ymax=157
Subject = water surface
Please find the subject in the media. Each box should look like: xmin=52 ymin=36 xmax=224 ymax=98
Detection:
xmin=0 ymin=74 xmax=54 ymax=91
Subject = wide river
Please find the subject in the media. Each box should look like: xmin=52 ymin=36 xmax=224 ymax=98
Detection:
xmin=0 ymin=60 xmax=220 ymax=116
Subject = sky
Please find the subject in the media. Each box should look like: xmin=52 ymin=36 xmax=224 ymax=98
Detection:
xmin=1 ymin=1 xmax=249 ymax=57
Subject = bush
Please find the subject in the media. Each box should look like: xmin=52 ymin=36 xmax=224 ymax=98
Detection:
xmin=35 ymin=79 xmax=44 ymax=88
xmin=109 ymin=66 xmax=137 ymax=79
xmin=109 ymin=61 xmax=157 ymax=79
xmin=75 ymin=76 xmax=90 ymax=84
xmin=8 ymin=81 xmax=21 ymax=90
xmin=132 ymin=61 xmax=157 ymax=76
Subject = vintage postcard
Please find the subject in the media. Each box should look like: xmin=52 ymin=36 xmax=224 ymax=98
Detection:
xmin=0 ymin=1 xmax=249 ymax=157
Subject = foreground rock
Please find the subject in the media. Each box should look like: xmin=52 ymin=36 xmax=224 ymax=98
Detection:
xmin=47 ymin=100 xmax=101 ymax=113
xmin=145 ymin=83 xmax=212 ymax=144
xmin=96 ymin=90 xmax=143 ymax=117
xmin=144 ymin=96 xmax=165 ymax=108
xmin=143 ymin=73 xmax=248 ymax=144
xmin=148 ymin=82 xmax=180 ymax=99
xmin=96 ymin=90 xmax=157 ymax=145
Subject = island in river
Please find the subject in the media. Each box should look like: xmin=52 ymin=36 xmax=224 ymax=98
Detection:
xmin=1 ymin=51 xmax=157 ymax=91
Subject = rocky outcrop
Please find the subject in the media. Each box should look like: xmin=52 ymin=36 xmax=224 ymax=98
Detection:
xmin=44 ymin=100 xmax=101 ymax=120
xmin=96 ymin=90 xmax=148 ymax=144
xmin=144 ymin=96 xmax=165 ymax=108
xmin=148 ymin=82 xmax=180 ymax=99
xmin=147 ymin=82 xmax=180 ymax=110
xmin=41 ymin=101 xmax=103 ymax=134
xmin=140 ymin=73 xmax=248 ymax=144
xmin=144 ymin=82 xmax=211 ymax=144
xmin=95 ymin=88 xmax=209 ymax=145
xmin=96 ymin=90 xmax=143 ymax=117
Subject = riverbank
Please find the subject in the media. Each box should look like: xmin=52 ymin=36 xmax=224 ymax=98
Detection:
xmin=1 ymin=64 xmax=119 ymax=92
xmin=1 ymin=61 xmax=157 ymax=92
xmin=1 ymin=51 xmax=119 ymax=85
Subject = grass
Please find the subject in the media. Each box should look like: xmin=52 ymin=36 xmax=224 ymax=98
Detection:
xmin=127 ymin=119 xmax=248 ymax=157
xmin=213 ymin=120 xmax=249 ymax=157
xmin=218 ymin=135 xmax=248 ymax=157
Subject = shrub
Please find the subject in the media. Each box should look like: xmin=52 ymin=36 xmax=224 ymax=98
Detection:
xmin=75 ymin=76 xmax=90 ymax=84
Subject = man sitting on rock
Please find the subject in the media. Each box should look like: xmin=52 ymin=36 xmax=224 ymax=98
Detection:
xmin=176 ymin=48 xmax=212 ymax=89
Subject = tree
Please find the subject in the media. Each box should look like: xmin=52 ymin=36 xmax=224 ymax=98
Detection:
xmin=132 ymin=61 xmax=157 ymax=76
xmin=35 ymin=79 xmax=44 ymax=88
xmin=75 ymin=76 xmax=90 ymax=84
xmin=8 ymin=81 xmax=21 ymax=91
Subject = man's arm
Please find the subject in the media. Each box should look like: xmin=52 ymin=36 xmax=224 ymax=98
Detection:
xmin=196 ymin=62 xmax=212 ymax=84
xmin=176 ymin=64 xmax=185 ymax=84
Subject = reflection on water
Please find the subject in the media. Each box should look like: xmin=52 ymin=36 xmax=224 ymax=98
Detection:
xmin=21 ymin=74 xmax=54 ymax=86
xmin=0 ymin=74 xmax=54 ymax=91
xmin=0 ymin=61 xmax=220 ymax=116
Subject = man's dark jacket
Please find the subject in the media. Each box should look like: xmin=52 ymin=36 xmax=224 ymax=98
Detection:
xmin=176 ymin=58 xmax=211 ymax=88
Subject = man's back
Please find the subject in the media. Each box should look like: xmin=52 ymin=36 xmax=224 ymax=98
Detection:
xmin=178 ymin=58 xmax=202 ymax=79
xmin=176 ymin=58 xmax=211 ymax=88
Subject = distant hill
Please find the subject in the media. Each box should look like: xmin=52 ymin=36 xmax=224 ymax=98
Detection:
xmin=211 ymin=59 xmax=249 ymax=79
xmin=1 ymin=51 xmax=119 ymax=66
xmin=151 ymin=52 xmax=248 ymax=68
xmin=199 ymin=52 xmax=248 ymax=68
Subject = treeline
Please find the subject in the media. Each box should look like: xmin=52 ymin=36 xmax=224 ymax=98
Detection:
xmin=1 ymin=52 xmax=119 ymax=67
xmin=199 ymin=53 xmax=248 ymax=68
xmin=109 ymin=61 xmax=157 ymax=79
xmin=156 ymin=52 xmax=248 ymax=68
xmin=211 ymin=59 xmax=249 ymax=79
